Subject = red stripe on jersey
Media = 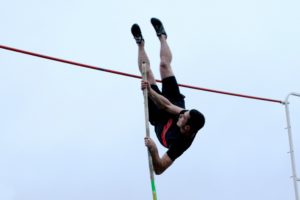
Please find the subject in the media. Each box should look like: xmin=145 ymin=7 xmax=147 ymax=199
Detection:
xmin=161 ymin=119 xmax=173 ymax=147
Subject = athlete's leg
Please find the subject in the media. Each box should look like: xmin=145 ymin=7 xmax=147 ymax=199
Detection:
xmin=151 ymin=18 xmax=174 ymax=80
xmin=137 ymin=42 xmax=156 ymax=85
xmin=131 ymin=24 xmax=156 ymax=85
xmin=159 ymin=35 xmax=174 ymax=79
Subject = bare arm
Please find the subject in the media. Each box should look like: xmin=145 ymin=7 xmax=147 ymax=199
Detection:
xmin=144 ymin=137 xmax=173 ymax=175
xmin=141 ymin=80 xmax=183 ymax=115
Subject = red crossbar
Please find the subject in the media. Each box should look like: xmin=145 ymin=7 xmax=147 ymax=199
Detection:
xmin=0 ymin=44 xmax=284 ymax=104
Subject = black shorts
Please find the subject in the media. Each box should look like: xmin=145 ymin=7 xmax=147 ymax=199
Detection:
xmin=148 ymin=76 xmax=185 ymax=125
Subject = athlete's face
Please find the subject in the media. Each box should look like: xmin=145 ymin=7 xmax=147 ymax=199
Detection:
xmin=177 ymin=110 xmax=190 ymax=128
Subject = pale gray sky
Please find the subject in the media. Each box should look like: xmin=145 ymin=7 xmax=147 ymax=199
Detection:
xmin=1 ymin=0 xmax=300 ymax=199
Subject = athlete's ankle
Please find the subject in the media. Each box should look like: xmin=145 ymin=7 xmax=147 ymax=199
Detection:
xmin=138 ymin=40 xmax=145 ymax=46
xmin=159 ymin=35 xmax=167 ymax=41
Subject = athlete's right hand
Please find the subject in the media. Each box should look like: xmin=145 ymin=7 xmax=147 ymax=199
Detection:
xmin=144 ymin=137 xmax=157 ymax=152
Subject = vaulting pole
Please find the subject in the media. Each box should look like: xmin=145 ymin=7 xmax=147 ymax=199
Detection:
xmin=142 ymin=62 xmax=158 ymax=200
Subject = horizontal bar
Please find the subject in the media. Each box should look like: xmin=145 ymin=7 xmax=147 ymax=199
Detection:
xmin=0 ymin=44 xmax=284 ymax=104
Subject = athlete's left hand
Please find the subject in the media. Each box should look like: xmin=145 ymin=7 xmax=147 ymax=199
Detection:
xmin=141 ymin=80 xmax=150 ymax=91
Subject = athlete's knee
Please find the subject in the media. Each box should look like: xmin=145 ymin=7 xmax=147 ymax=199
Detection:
xmin=160 ymin=60 xmax=171 ymax=70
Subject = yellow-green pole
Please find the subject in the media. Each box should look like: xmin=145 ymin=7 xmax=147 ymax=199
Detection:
xmin=142 ymin=62 xmax=158 ymax=200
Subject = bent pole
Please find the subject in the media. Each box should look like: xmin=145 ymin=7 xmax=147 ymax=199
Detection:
xmin=284 ymin=92 xmax=300 ymax=200
xmin=142 ymin=62 xmax=158 ymax=200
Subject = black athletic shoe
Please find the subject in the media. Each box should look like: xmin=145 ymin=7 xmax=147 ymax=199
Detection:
xmin=151 ymin=18 xmax=167 ymax=38
xmin=131 ymin=24 xmax=144 ymax=44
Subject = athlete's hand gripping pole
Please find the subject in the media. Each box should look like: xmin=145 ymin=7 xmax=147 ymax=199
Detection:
xmin=142 ymin=62 xmax=158 ymax=200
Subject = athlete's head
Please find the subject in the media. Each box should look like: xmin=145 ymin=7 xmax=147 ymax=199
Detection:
xmin=187 ymin=109 xmax=205 ymax=133
xmin=178 ymin=109 xmax=205 ymax=135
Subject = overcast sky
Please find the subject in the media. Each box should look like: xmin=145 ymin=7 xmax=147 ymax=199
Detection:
xmin=1 ymin=0 xmax=300 ymax=200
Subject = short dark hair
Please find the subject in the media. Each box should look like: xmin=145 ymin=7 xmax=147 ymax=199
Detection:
xmin=187 ymin=109 xmax=205 ymax=133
